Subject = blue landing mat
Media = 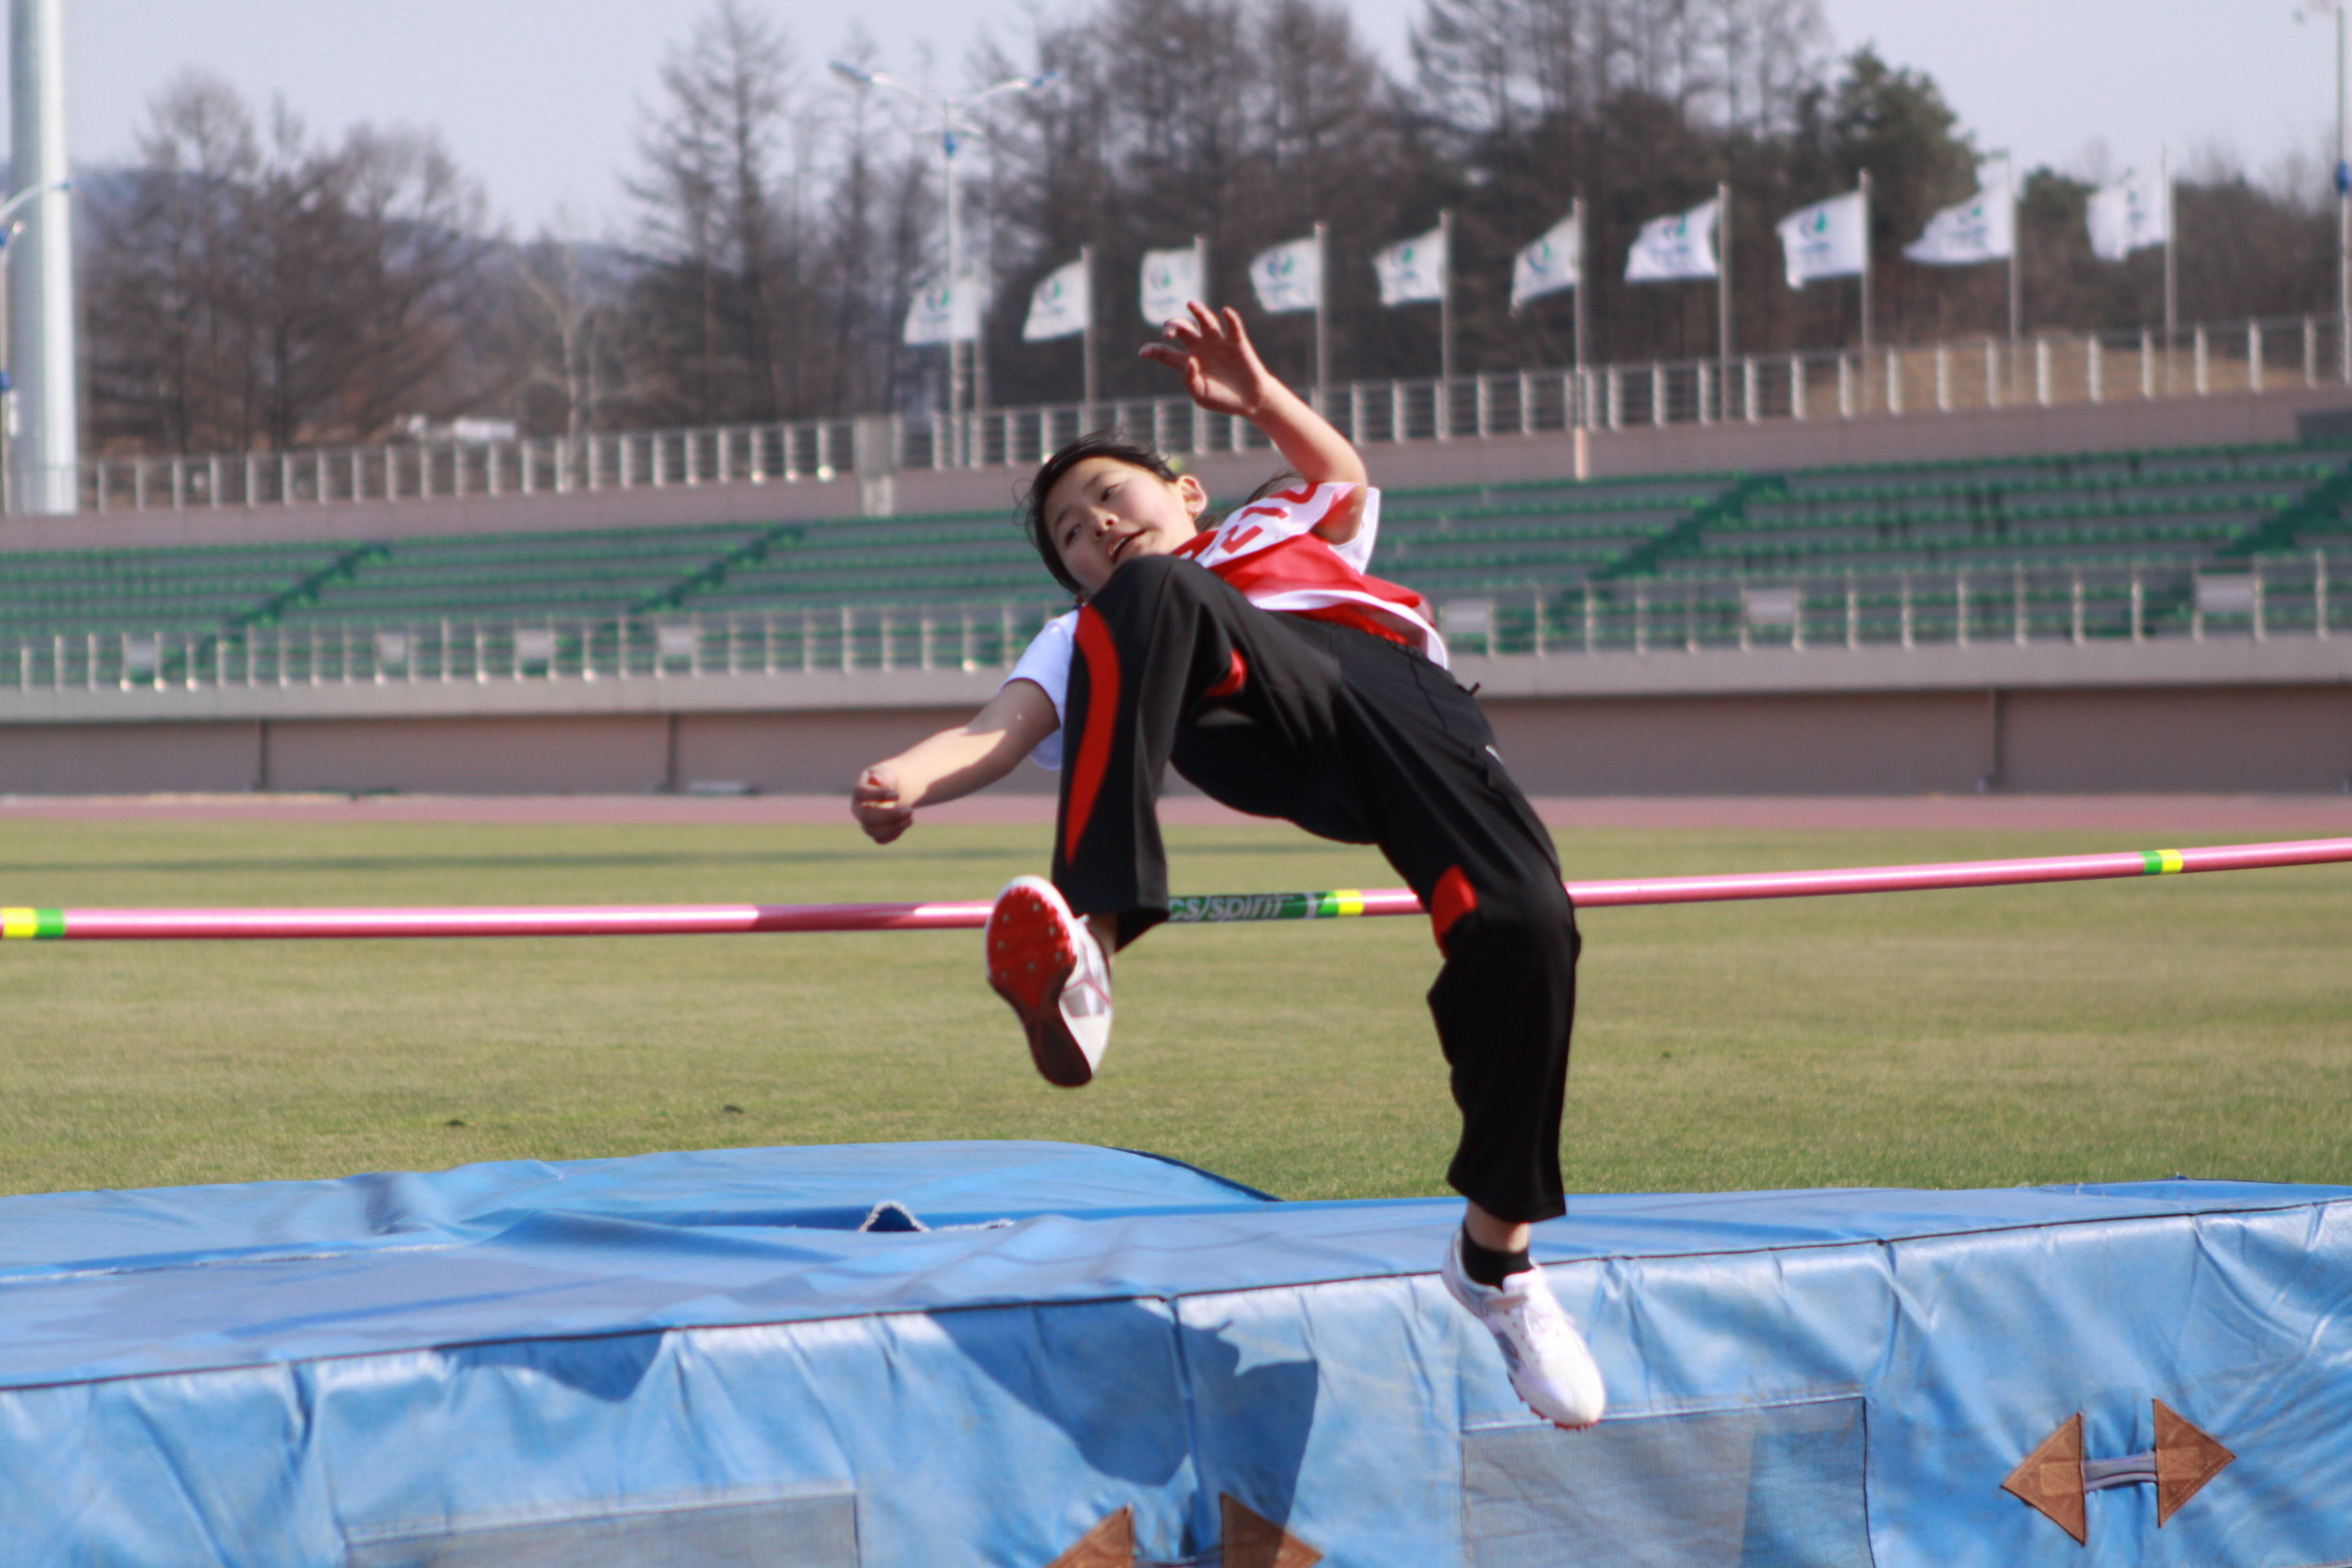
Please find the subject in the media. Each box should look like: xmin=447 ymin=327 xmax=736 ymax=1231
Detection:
xmin=1 ymin=1141 xmax=2346 ymax=1566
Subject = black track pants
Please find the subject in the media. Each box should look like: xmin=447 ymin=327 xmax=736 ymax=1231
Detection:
xmin=1051 ymin=554 xmax=1579 ymax=1223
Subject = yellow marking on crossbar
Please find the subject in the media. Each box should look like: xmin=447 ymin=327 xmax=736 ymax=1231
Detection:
xmin=2 ymin=908 xmax=40 ymax=939
xmin=1332 ymin=890 xmax=1365 ymax=916
xmin=2154 ymin=849 xmax=2185 ymax=874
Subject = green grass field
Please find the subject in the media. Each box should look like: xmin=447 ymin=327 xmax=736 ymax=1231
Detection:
xmin=2 ymin=815 xmax=2347 ymax=1201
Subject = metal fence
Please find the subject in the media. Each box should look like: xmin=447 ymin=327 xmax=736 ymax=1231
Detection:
xmin=11 ymin=551 xmax=2343 ymax=697
xmin=55 ymin=313 xmax=2351 ymax=517
xmin=1 ymin=602 xmax=1073 ymax=692
xmin=1427 ymin=550 xmax=2346 ymax=657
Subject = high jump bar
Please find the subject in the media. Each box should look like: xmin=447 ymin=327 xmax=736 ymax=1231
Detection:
xmin=5 ymin=837 xmax=2349 ymax=941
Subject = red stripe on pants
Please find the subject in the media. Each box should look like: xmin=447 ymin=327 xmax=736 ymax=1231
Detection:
xmin=1430 ymin=864 xmax=1478 ymax=953
xmin=1204 ymin=648 xmax=1247 ymax=699
xmin=1063 ymin=606 xmax=1123 ymax=858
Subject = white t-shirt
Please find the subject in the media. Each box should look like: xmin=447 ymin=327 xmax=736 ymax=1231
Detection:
xmin=1003 ymin=612 xmax=1082 ymax=768
xmin=999 ymin=482 xmax=1440 ymax=769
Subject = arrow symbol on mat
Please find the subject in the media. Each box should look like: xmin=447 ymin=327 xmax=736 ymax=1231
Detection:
xmin=2002 ymin=1401 xmax=2234 ymax=1544
xmin=1046 ymin=1496 xmax=1323 ymax=1568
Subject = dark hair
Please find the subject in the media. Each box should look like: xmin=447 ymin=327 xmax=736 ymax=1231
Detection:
xmin=1020 ymin=430 xmax=1185 ymax=597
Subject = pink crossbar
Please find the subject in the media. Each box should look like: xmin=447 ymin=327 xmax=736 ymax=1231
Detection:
xmin=17 ymin=837 xmax=2350 ymax=940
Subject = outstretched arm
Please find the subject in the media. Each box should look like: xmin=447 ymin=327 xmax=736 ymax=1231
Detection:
xmin=851 ymin=680 xmax=1060 ymax=844
xmin=1141 ymin=304 xmax=1367 ymax=512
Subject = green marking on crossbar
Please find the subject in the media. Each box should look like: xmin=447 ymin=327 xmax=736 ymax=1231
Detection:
xmin=1 ymin=908 xmax=64 ymax=939
xmin=2140 ymin=848 xmax=2185 ymax=875
xmin=1161 ymin=889 xmax=1371 ymax=925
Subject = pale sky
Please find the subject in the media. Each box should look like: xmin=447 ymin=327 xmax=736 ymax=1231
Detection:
xmin=12 ymin=0 xmax=2341 ymax=237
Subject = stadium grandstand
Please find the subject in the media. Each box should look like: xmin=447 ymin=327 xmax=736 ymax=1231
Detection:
xmin=3 ymin=352 xmax=2348 ymax=797
xmin=6 ymin=437 xmax=2346 ymax=662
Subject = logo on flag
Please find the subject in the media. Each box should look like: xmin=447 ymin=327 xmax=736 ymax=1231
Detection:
xmin=1511 ymin=214 xmax=1582 ymax=310
xmin=1625 ymin=197 xmax=1720 ymax=283
xmin=1373 ymin=224 xmax=1447 ymax=306
xmin=1774 ymin=190 xmax=1868 ymax=288
xmin=1249 ymin=235 xmax=1323 ymax=314
xmin=904 ymin=278 xmax=982 ymax=345
xmin=1140 ymin=245 xmax=1204 ymax=325
xmin=1905 ymin=164 xmax=2014 ymax=267
xmin=2087 ymin=169 xmax=2171 ymax=262
xmin=1022 ymin=257 xmax=1091 ymax=342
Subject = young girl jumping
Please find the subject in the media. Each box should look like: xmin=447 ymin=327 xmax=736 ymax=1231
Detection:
xmin=851 ymin=305 xmax=1604 ymax=1428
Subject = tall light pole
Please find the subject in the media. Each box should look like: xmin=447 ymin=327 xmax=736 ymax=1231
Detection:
xmin=0 ymin=177 xmax=71 ymax=511
xmin=10 ymin=0 xmax=77 ymax=516
xmin=2338 ymin=0 xmax=2350 ymax=383
xmin=831 ymin=60 xmax=1055 ymax=465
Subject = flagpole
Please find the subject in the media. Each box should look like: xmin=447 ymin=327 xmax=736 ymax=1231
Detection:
xmin=2161 ymin=146 xmax=2177 ymax=338
xmin=1313 ymin=220 xmax=1329 ymax=402
xmin=1194 ymin=234 xmax=1209 ymax=309
xmin=2006 ymin=155 xmax=2022 ymax=347
xmin=1716 ymin=181 xmax=1732 ymax=401
xmin=1571 ymin=197 xmax=1590 ymax=390
xmin=1858 ymin=169 xmax=1873 ymax=358
xmin=1571 ymin=193 xmax=1590 ymax=455
xmin=1079 ymin=244 xmax=1097 ymax=411
xmin=1439 ymin=208 xmax=1455 ymax=383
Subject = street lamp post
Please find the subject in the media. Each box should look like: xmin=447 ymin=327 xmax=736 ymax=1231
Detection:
xmin=2310 ymin=0 xmax=2352 ymax=381
xmin=831 ymin=61 xmax=1055 ymax=466
xmin=2338 ymin=0 xmax=2350 ymax=383
xmin=0 ymin=177 xmax=70 ymax=514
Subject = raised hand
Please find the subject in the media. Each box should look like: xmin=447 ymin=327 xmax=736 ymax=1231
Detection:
xmin=1139 ymin=303 xmax=1273 ymax=420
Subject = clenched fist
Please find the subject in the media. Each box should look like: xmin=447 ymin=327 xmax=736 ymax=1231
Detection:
xmin=851 ymin=764 xmax=915 ymax=844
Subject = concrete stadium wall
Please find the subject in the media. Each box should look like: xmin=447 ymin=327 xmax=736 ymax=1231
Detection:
xmin=6 ymin=388 xmax=2346 ymax=553
xmin=1486 ymin=685 xmax=2352 ymax=795
xmin=8 ymin=681 xmax=2345 ymax=797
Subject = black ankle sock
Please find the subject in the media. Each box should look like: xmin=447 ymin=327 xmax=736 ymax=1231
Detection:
xmin=1459 ymin=1226 xmax=1530 ymax=1288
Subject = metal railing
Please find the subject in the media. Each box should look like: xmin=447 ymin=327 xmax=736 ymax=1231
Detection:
xmin=1427 ymin=549 xmax=2346 ymax=657
xmin=9 ymin=551 xmax=2342 ymax=697
xmin=49 ymin=313 xmax=2351 ymax=517
xmin=0 ymin=602 xmax=1073 ymax=692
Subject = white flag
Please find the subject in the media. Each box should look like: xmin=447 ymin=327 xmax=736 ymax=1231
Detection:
xmin=1373 ymin=224 xmax=1447 ymax=306
xmin=1511 ymin=214 xmax=1581 ymax=310
xmin=1775 ymin=190 xmax=1868 ymax=288
xmin=904 ymin=278 xmax=982 ymax=344
xmin=1140 ymin=245 xmax=1203 ymax=325
xmin=1624 ymin=196 xmax=1720 ymax=283
xmin=1248 ymin=234 xmax=1323 ymax=314
xmin=1022 ymin=257 xmax=1091 ymax=342
xmin=1905 ymin=167 xmax=2013 ymax=267
xmin=2087 ymin=169 xmax=2171 ymax=262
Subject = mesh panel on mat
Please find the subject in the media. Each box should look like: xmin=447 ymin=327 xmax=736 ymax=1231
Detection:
xmin=343 ymin=1493 xmax=856 ymax=1568
xmin=1465 ymin=1397 xmax=1871 ymax=1568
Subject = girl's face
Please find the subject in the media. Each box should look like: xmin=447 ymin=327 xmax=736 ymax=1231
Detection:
xmin=1040 ymin=456 xmax=1209 ymax=595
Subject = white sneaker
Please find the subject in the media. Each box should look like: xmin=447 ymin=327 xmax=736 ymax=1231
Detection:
xmin=1441 ymin=1230 xmax=1607 ymax=1429
xmin=985 ymin=875 xmax=1113 ymax=1088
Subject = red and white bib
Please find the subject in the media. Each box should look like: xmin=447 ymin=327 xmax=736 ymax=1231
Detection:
xmin=1172 ymin=482 xmax=1446 ymax=665
xmin=1005 ymin=482 xmax=1442 ymax=768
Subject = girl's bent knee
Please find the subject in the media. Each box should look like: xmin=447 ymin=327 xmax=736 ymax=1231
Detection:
xmin=1445 ymin=887 xmax=1577 ymax=966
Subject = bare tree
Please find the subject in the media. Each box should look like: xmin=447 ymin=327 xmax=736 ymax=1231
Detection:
xmin=500 ymin=231 xmax=638 ymax=443
xmin=85 ymin=73 xmax=264 ymax=452
xmin=624 ymin=0 xmax=795 ymax=424
xmin=85 ymin=70 xmax=491 ymax=454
